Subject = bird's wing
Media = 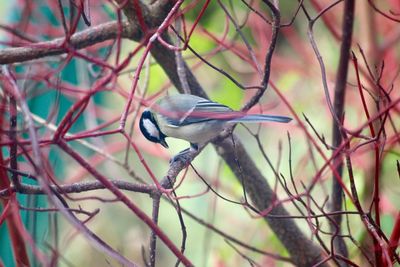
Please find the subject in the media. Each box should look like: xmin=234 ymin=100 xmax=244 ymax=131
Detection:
xmin=176 ymin=99 xmax=235 ymax=126
xmin=156 ymin=95 xmax=237 ymax=127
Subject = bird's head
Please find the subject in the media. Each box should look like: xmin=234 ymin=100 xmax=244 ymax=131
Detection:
xmin=139 ymin=109 xmax=169 ymax=148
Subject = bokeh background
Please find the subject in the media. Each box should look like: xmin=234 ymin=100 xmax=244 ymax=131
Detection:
xmin=0 ymin=1 xmax=399 ymax=266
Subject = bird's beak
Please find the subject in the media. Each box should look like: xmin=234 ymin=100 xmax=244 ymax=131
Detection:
xmin=160 ymin=138 xmax=169 ymax=148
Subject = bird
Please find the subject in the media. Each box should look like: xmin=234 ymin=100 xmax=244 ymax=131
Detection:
xmin=139 ymin=94 xmax=291 ymax=159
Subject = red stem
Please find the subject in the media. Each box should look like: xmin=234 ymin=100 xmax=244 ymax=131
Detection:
xmin=58 ymin=140 xmax=193 ymax=266
xmin=352 ymin=52 xmax=384 ymax=265
xmin=390 ymin=212 xmax=400 ymax=260
xmin=0 ymin=142 xmax=30 ymax=267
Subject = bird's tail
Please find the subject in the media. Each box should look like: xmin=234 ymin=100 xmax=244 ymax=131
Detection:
xmin=229 ymin=114 xmax=292 ymax=123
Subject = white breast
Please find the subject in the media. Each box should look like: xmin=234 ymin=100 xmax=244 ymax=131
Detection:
xmin=160 ymin=121 xmax=226 ymax=144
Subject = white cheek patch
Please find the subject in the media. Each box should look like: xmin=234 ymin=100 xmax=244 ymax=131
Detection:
xmin=143 ymin=118 xmax=160 ymax=139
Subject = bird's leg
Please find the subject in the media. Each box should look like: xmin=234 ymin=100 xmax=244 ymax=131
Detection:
xmin=190 ymin=143 xmax=198 ymax=151
xmin=169 ymin=143 xmax=199 ymax=164
xmin=169 ymin=148 xmax=190 ymax=164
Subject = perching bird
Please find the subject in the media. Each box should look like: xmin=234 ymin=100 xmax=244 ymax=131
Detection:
xmin=139 ymin=94 xmax=291 ymax=157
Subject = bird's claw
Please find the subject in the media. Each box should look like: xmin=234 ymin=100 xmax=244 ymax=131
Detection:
xmin=169 ymin=148 xmax=192 ymax=165
xmin=169 ymin=147 xmax=196 ymax=165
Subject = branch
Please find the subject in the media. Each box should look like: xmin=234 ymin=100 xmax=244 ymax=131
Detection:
xmin=0 ymin=21 xmax=138 ymax=64
xmin=0 ymin=180 xmax=154 ymax=196
xmin=329 ymin=0 xmax=355 ymax=263
xmin=58 ymin=139 xmax=193 ymax=267
xmin=130 ymin=1 xmax=326 ymax=265
xmin=214 ymin=138 xmax=325 ymax=266
xmin=241 ymin=0 xmax=280 ymax=112
xmin=0 ymin=1 xmax=326 ymax=265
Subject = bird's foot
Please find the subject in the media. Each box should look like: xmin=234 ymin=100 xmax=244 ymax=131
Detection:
xmin=169 ymin=148 xmax=191 ymax=164
xmin=169 ymin=145 xmax=198 ymax=165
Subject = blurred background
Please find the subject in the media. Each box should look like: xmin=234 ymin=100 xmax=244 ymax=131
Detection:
xmin=0 ymin=1 xmax=399 ymax=266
